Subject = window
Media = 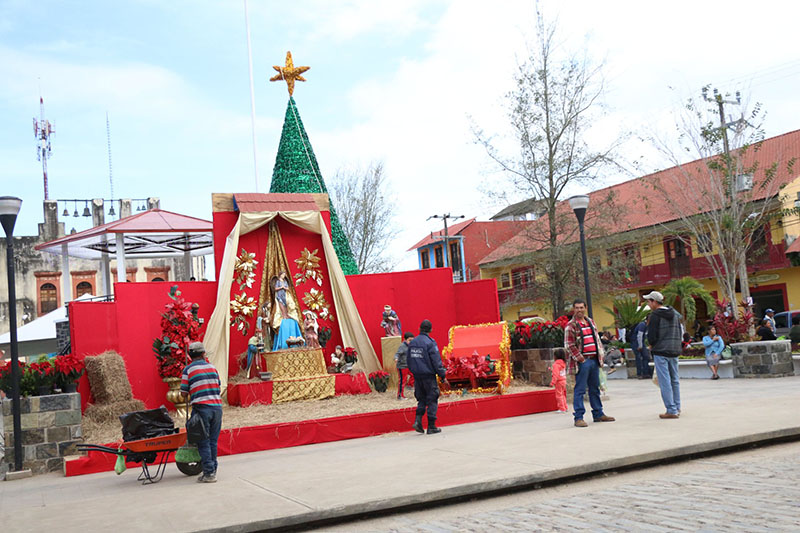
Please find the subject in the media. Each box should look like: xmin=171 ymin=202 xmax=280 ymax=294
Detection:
xmin=512 ymin=267 xmax=534 ymax=288
xmin=499 ymin=273 xmax=511 ymax=289
xmin=75 ymin=281 xmax=93 ymax=297
xmin=434 ymin=246 xmax=444 ymax=268
xmin=697 ymin=234 xmax=712 ymax=254
xmin=40 ymin=283 xmax=58 ymax=314
xmin=420 ymin=249 xmax=430 ymax=269
xmin=449 ymin=241 xmax=462 ymax=271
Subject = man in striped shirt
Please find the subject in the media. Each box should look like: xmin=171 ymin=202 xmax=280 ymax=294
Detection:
xmin=563 ymin=300 xmax=615 ymax=428
xmin=180 ymin=342 xmax=223 ymax=483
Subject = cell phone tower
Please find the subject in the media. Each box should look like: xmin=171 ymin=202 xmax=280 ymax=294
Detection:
xmin=33 ymin=96 xmax=55 ymax=200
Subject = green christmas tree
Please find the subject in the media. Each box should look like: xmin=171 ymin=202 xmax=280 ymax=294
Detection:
xmin=269 ymin=97 xmax=359 ymax=275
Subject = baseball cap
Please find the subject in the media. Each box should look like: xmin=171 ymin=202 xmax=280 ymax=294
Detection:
xmin=765 ymin=308 xmax=775 ymax=313
xmin=642 ymin=291 xmax=664 ymax=303
xmin=188 ymin=341 xmax=206 ymax=355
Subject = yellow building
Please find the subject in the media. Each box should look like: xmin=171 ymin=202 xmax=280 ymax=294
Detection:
xmin=479 ymin=129 xmax=800 ymax=331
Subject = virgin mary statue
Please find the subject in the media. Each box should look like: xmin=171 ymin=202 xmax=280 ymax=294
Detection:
xmin=259 ymin=221 xmax=305 ymax=351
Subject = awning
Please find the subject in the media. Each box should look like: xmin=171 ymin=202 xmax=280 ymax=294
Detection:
xmin=35 ymin=209 xmax=213 ymax=260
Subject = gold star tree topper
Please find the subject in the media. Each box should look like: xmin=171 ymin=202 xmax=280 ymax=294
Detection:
xmin=270 ymin=51 xmax=310 ymax=96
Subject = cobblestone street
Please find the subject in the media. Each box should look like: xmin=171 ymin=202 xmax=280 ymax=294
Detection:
xmin=322 ymin=442 xmax=800 ymax=533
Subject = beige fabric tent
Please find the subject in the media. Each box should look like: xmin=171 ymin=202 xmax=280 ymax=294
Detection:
xmin=204 ymin=210 xmax=379 ymax=391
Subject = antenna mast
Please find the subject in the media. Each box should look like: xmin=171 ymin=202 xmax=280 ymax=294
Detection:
xmin=106 ymin=112 xmax=114 ymax=200
xmin=33 ymin=96 xmax=55 ymax=200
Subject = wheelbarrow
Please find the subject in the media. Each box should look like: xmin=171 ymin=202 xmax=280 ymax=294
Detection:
xmin=77 ymin=429 xmax=203 ymax=484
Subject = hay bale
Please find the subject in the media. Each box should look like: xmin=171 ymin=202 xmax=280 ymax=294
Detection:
xmin=84 ymin=399 xmax=146 ymax=424
xmin=85 ymin=350 xmax=134 ymax=403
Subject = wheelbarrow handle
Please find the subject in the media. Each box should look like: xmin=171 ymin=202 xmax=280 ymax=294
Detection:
xmin=77 ymin=444 xmax=124 ymax=455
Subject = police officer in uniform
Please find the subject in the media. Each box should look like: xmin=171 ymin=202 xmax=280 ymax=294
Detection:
xmin=407 ymin=319 xmax=447 ymax=434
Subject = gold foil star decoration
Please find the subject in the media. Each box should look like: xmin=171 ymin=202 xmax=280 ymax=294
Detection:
xmin=270 ymin=51 xmax=309 ymax=96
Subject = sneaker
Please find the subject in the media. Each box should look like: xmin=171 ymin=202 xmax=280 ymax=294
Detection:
xmin=594 ymin=415 xmax=615 ymax=422
xmin=198 ymin=472 xmax=217 ymax=483
xmin=574 ymin=419 xmax=588 ymax=427
xmin=659 ymin=413 xmax=679 ymax=419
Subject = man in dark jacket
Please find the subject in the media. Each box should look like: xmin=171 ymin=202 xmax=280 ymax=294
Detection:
xmin=407 ymin=320 xmax=447 ymax=434
xmin=644 ymin=291 xmax=683 ymax=419
xmin=629 ymin=318 xmax=652 ymax=379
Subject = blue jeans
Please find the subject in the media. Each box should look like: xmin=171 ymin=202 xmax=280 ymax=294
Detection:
xmin=413 ymin=374 xmax=440 ymax=421
xmin=653 ymin=355 xmax=681 ymax=415
xmin=192 ymin=404 xmax=223 ymax=475
xmin=573 ymin=357 xmax=605 ymax=421
xmin=634 ymin=348 xmax=652 ymax=377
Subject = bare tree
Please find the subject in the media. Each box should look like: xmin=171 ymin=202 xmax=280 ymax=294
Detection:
xmin=473 ymin=14 xmax=619 ymax=317
xmin=648 ymin=88 xmax=795 ymax=317
xmin=329 ymin=161 xmax=396 ymax=273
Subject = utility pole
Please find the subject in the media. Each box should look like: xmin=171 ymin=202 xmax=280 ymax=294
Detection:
xmin=427 ymin=213 xmax=464 ymax=276
xmin=702 ymin=86 xmax=753 ymax=318
xmin=33 ymin=96 xmax=55 ymax=200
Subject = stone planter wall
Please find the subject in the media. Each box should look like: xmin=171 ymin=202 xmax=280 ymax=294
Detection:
xmin=511 ymin=348 xmax=567 ymax=386
xmin=730 ymin=340 xmax=794 ymax=378
xmin=2 ymin=393 xmax=82 ymax=476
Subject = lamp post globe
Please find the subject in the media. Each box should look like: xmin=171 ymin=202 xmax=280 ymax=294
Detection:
xmin=568 ymin=195 xmax=593 ymax=318
xmin=1 ymin=195 xmax=23 ymax=472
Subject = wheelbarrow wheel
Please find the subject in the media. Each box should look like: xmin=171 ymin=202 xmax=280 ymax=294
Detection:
xmin=176 ymin=461 xmax=203 ymax=476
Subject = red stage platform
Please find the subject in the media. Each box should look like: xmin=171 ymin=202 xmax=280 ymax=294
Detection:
xmin=227 ymin=373 xmax=371 ymax=407
xmin=65 ymin=389 xmax=556 ymax=477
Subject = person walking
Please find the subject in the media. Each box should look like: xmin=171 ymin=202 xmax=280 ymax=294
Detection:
xmin=394 ymin=332 xmax=414 ymax=399
xmin=407 ymin=320 xmax=447 ymax=434
xmin=563 ymin=299 xmax=615 ymax=427
xmin=180 ymin=342 xmax=223 ymax=483
xmin=644 ymin=291 xmax=683 ymax=419
xmin=702 ymin=325 xmax=725 ymax=380
xmin=630 ymin=318 xmax=652 ymax=379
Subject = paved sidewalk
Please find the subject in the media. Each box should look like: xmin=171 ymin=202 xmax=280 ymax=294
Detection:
xmin=1 ymin=377 xmax=798 ymax=532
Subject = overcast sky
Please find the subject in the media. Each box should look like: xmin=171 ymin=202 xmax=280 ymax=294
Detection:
xmin=2 ymin=1 xmax=799 ymax=274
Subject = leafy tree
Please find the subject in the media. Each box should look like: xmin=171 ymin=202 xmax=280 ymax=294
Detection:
xmin=648 ymin=89 xmax=795 ymax=318
xmin=472 ymin=13 xmax=619 ymax=317
xmin=662 ymin=276 xmax=715 ymax=327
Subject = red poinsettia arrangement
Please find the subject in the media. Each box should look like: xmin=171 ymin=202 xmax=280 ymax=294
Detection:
xmin=28 ymin=360 xmax=57 ymax=390
xmin=0 ymin=360 xmax=24 ymax=394
xmin=510 ymin=316 xmax=570 ymax=349
xmin=53 ymin=353 xmax=86 ymax=387
xmin=368 ymin=370 xmax=390 ymax=392
xmin=444 ymin=354 xmax=495 ymax=381
xmin=152 ymin=286 xmax=202 ymax=379
xmin=343 ymin=347 xmax=358 ymax=364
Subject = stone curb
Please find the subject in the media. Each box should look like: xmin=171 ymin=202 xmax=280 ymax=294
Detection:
xmin=194 ymin=425 xmax=800 ymax=533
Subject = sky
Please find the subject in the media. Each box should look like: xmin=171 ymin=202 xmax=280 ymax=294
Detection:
xmin=2 ymin=0 xmax=800 ymax=275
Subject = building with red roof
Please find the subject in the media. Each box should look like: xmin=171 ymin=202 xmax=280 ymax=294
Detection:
xmin=408 ymin=218 xmax=531 ymax=282
xmin=479 ymin=129 xmax=800 ymax=330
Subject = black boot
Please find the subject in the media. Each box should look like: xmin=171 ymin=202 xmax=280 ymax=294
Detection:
xmin=426 ymin=417 xmax=441 ymax=434
xmin=412 ymin=415 xmax=424 ymax=433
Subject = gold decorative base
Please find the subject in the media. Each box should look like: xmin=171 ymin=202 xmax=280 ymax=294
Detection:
xmin=164 ymin=377 xmax=190 ymax=418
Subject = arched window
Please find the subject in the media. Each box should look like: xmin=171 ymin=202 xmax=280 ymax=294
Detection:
xmin=76 ymin=281 xmax=93 ymax=297
xmin=40 ymin=283 xmax=58 ymax=314
xmin=152 ymin=277 xmax=165 ymax=282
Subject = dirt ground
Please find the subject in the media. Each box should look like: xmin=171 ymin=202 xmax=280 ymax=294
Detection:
xmin=82 ymin=380 xmax=547 ymax=445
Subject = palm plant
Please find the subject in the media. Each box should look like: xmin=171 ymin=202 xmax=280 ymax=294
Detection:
xmin=662 ymin=276 xmax=715 ymax=326
xmin=602 ymin=295 xmax=650 ymax=332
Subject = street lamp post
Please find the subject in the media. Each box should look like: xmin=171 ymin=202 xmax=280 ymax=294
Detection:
xmin=568 ymin=195 xmax=593 ymax=318
xmin=1 ymin=196 xmax=23 ymax=472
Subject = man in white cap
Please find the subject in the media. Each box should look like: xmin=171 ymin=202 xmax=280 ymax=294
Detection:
xmin=763 ymin=308 xmax=776 ymax=331
xmin=644 ymin=291 xmax=683 ymax=419
xmin=180 ymin=342 xmax=223 ymax=483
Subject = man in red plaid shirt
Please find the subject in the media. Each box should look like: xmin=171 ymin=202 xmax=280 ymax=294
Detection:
xmin=563 ymin=299 xmax=616 ymax=427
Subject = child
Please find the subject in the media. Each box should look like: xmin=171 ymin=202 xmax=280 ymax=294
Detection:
xmin=549 ymin=351 xmax=568 ymax=412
